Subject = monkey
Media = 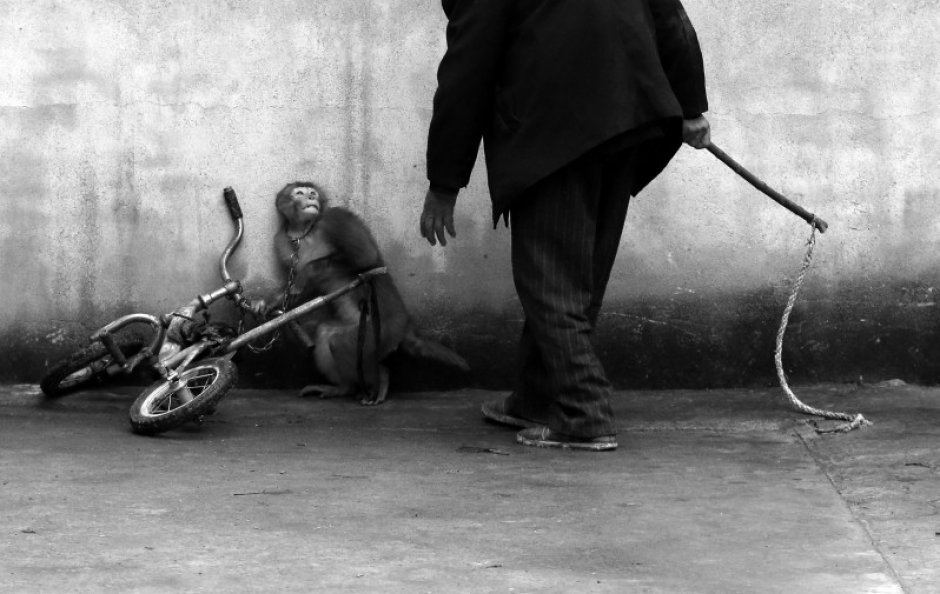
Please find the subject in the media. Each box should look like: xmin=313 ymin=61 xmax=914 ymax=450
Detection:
xmin=251 ymin=181 xmax=469 ymax=405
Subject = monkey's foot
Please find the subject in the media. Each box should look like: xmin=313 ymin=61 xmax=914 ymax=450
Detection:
xmin=299 ymin=384 xmax=351 ymax=399
xmin=358 ymin=367 xmax=389 ymax=406
xmin=359 ymin=392 xmax=387 ymax=407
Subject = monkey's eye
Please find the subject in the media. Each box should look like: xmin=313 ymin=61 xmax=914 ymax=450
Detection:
xmin=292 ymin=188 xmax=318 ymax=198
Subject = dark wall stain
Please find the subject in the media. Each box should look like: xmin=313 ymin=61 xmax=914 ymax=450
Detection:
xmin=11 ymin=276 xmax=940 ymax=391
xmin=75 ymin=160 xmax=103 ymax=321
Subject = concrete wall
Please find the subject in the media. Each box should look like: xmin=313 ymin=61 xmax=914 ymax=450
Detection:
xmin=2 ymin=1 xmax=938 ymax=390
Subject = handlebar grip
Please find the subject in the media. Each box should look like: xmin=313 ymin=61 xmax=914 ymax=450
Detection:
xmin=99 ymin=333 xmax=128 ymax=368
xmin=223 ymin=187 xmax=243 ymax=221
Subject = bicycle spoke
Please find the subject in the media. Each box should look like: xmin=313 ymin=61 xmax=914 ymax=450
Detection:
xmin=186 ymin=368 xmax=217 ymax=397
xmin=143 ymin=365 xmax=220 ymax=418
xmin=150 ymin=392 xmax=172 ymax=414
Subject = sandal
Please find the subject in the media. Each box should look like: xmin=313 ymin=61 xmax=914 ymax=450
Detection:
xmin=516 ymin=426 xmax=617 ymax=451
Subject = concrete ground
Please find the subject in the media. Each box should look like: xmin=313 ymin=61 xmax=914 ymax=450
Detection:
xmin=1 ymin=381 xmax=938 ymax=594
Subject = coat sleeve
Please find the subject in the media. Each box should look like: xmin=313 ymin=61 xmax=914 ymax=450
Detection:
xmin=426 ymin=0 xmax=515 ymax=192
xmin=647 ymin=0 xmax=709 ymax=118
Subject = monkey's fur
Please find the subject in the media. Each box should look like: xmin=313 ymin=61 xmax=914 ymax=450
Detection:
xmin=267 ymin=181 xmax=469 ymax=405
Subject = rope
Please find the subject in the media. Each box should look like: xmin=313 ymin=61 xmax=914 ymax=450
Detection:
xmin=774 ymin=222 xmax=871 ymax=434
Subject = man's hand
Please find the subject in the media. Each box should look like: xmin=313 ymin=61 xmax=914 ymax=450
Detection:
xmin=682 ymin=115 xmax=711 ymax=149
xmin=420 ymin=188 xmax=457 ymax=246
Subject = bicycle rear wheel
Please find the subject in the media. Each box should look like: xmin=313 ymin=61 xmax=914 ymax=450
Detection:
xmin=129 ymin=357 xmax=237 ymax=436
xmin=40 ymin=335 xmax=146 ymax=398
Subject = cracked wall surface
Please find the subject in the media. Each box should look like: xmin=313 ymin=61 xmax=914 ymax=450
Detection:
xmin=1 ymin=1 xmax=938 ymax=388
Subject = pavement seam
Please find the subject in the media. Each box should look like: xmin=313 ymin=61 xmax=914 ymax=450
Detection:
xmin=793 ymin=427 xmax=912 ymax=594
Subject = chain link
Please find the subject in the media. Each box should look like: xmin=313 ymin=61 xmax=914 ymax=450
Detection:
xmin=240 ymin=236 xmax=303 ymax=353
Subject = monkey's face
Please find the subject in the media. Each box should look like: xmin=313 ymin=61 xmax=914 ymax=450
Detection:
xmin=288 ymin=186 xmax=322 ymax=224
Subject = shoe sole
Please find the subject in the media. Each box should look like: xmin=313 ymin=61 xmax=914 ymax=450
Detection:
xmin=481 ymin=403 xmax=540 ymax=429
xmin=516 ymin=432 xmax=618 ymax=451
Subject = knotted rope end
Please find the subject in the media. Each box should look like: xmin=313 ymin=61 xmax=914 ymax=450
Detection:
xmin=814 ymin=414 xmax=872 ymax=435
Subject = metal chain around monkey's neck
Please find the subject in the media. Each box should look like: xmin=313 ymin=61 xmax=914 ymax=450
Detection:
xmin=281 ymin=235 xmax=303 ymax=312
xmin=277 ymin=222 xmax=317 ymax=314
xmin=242 ymin=235 xmax=303 ymax=353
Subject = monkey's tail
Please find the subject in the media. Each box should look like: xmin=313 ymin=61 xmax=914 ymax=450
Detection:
xmin=400 ymin=330 xmax=470 ymax=372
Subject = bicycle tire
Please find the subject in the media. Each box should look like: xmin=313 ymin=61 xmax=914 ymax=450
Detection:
xmin=129 ymin=357 xmax=238 ymax=436
xmin=40 ymin=335 xmax=146 ymax=398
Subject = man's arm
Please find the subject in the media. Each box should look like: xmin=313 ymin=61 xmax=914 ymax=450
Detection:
xmin=647 ymin=0 xmax=709 ymax=119
xmin=422 ymin=0 xmax=514 ymax=246
xmin=427 ymin=0 xmax=514 ymax=192
xmin=420 ymin=188 xmax=458 ymax=247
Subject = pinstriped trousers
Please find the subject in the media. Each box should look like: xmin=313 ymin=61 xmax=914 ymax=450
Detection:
xmin=505 ymin=146 xmax=638 ymax=438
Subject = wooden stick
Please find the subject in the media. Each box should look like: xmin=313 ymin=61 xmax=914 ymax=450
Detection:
xmin=706 ymin=143 xmax=828 ymax=234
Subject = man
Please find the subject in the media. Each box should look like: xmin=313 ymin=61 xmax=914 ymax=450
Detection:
xmin=419 ymin=0 xmax=711 ymax=451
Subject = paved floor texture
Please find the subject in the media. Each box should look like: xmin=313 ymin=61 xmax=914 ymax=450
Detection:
xmin=1 ymin=381 xmax=938 ymax=593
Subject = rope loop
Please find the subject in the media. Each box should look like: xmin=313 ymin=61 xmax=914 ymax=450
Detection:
xmin=775 ymin=222 xmax=871 ymax=434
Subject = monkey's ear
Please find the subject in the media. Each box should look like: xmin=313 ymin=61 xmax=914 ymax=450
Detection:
xmin=275 ymin=183 xmax=295 ymax=217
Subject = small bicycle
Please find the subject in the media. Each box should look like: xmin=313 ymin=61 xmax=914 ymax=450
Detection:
xmin=39 ymin=187 xmax=386 ymax=435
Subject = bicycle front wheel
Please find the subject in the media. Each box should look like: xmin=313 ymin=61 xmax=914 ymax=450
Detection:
xmin=129 ymin=358 xmax=237 ymax=436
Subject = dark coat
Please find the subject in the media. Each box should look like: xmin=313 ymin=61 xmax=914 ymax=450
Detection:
xmin=426 ymin=0 xmax=709 ymax=222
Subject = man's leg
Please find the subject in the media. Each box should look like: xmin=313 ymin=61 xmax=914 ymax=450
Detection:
xmin=508 ymin=155 xmax=627 ymax=439
xmin=586 ymin=149 xmax=638 ymax=327
xmin=480 ymin=321 xmax=552 ymax=426
xmin=505 ymin=157 xmax=636 ymax=420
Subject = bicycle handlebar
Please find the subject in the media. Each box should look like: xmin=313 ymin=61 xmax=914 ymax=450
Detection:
xmin=84 ymin=188 xmax=249 ymax=374
xmin=219 ymin=188 xmax=246 ymax=283
xmin=222 ymin=187 xmax=243 ymax=221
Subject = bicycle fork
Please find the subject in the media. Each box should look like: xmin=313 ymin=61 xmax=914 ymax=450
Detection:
xmin=156 ymin=341 xmax=215 ymax=404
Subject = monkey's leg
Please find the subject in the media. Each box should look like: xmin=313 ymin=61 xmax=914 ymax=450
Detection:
xmin=299 ymin=324 xmax=356 ymax=399
xmin=325 ymin=324 xmax=391 ymax=405
xmin=359 ymin=365 xmax=389 ymax=407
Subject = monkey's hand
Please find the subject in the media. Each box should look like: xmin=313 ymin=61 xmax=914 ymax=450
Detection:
xmin=246 ymin=298 xmax=270 ymax=318
xmin=420 ymin=188 xmax=457 ymax=247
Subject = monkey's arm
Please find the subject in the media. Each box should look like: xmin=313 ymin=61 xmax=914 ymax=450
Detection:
xmin=319 ymin=207 xmax=384 ymax=272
